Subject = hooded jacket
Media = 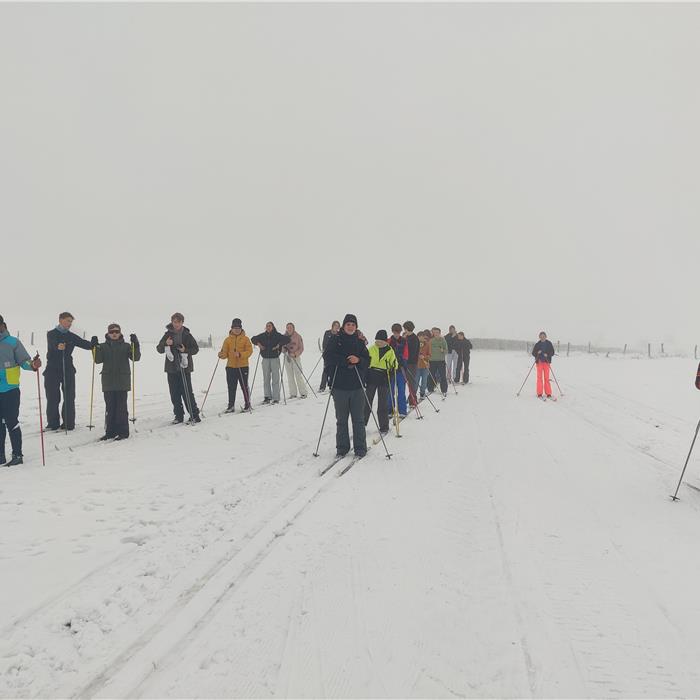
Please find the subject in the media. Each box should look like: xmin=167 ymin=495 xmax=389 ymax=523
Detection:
xmin=156 ymin=324 xmax=199 ymax=373
xmin=219 ymin=331 xmax=253 ymax=368
xmin=323 ymin=330 xmax=370 ymax=391
xmin=532 ymin=340 xmax=555 ymax=364
xmin=250 ymin=326 xmax=290 ymax=359
xmin=284 ymin=331 xmax=304 ymax=358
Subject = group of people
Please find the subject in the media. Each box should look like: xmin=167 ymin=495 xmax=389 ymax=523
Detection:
xmin=321 ymin=315 xmax=473 ymax=459
xmin=0 ymin=309 xmax=475 ymax=466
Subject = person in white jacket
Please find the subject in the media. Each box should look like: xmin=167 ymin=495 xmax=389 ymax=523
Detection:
xmin=283 ymin=323 xmax=307 ymax=399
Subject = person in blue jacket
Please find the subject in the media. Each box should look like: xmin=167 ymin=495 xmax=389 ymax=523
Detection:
xmin=0 ymin=314 xmax=42 ymax=466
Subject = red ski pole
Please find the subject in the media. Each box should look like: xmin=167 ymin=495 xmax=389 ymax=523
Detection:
xmin=34 ymin=353 xmax=46 ymax=466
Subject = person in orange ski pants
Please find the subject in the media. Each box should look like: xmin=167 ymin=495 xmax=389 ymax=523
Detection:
xmin=531 ymin=331 xmax=555 ymax=398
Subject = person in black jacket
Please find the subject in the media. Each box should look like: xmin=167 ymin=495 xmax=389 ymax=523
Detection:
xmin=322 ymin=313 xmax=370 ymax=457
xmin=532 ymin=331 xmax=555 ymax=398
xmin=94 ymin=323 xmax=141 ymax=440
xmin=454 ymin=332 xmax=473 ymax=384
xmin=156 ymin=312 xmax=200 ymax=423
xmin=44 ymin=311 xmax=94 ymax=431
xmin=250 ymin=322 xmax=290 ymax=404
xmin=319 ymin=321 xmax=340 ymax=392
xmin=403 ymin=321 xmax=420 ymax=407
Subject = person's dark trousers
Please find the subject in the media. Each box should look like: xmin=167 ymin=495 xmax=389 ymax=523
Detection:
xmin=405 ymin=364 xmax=418 ymax=406
xmin=0 ymin=388 xmax=22 ymax=458
xmin=104 ymin=390 xmax=129 ymax=438
xmin=333 ymin=388 xmax=367 ymax=455
xmin=226 ymin=366 xmax=250 ymax=408
xmin=364 ymin=381 xmax=390 ymax=432
xmin=456 ymin=353 xmax=470 ymax=383
xmin=429 ymin=360 xmax=448 ymax=394
xmin=167 ymin=372 xmax=200 ymax=420
xmin=44 ymin=369 xmax=76 ymax=429
xmin=319 ymin=366 xmax=332 ymax=391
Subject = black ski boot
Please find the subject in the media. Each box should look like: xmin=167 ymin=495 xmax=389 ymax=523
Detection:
xmin=172 ymin=416 xmax=184 ymax=425
xmin=0 ymin=453 xmax=6 ymax=466
xmin=6 ymin=455 xmax=23 ymax=467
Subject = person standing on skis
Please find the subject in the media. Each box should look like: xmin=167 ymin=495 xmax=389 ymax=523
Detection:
xmin=218 ymin=318 xmax=253 ymax=412
xmin=0 ymin=314 xmax=42 ymax=466
xmin=156 ymin=312 xmax=200 ymax=423
xmin=388 ymin=323 xmax=409 ymax=418
xmin=251 ymin=322 xmax=290 ymax=404
xmin=322 ymin=313 xmax=370 ymax=458
xmin=454 ymin=331 xmax=473 ymax=384
xmin=532 ymin=331 xmax=555 ymax=398
xmin=94 ymin=323 xmax=141 ymax=440
xmin=283 ymin=322 xmax=307 ymax=399
xmin=319 ymin=321 xmax=340 ymax=392
xmin=403 ymin=321 xmax=420 ymax=407
xmin=365 ymin=330 xmax=397 ymax=435
xmin=44 ymin=311 xmax=94 ymax=431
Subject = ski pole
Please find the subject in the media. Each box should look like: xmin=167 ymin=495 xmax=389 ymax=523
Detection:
xmin=401 ymin=367 xmax=423 ymax=420
xmin=549 ymin=365 xmax=564 ymax=397
xmin=307 ymin=354 xmax=323 ymax=384
xmin=249 ymin=352 xmax=261 ymax=399
xmin=130 ymin=341 xmax=137 ymax=423
xmin=357 ymin=366 xmax=392 ymax=459
xmin=404 ymin=366 xmax=439 ymax=413
xmin=313 ymin=367 xmax=337 ymax=456
xmin=200 ymin=356 xmax=220 ymax=416
xmin=87 ymin=347 xmax=96 ymax=430
xmin=279 ymin=355 xmax=287 ymax=405
xmin=61 ymin=348 xmax=68 ymax=435
xmin=392 ymin=367 xmax=402 ymax=437
xmin=516 ymin=361 xmax=536 ymax=396
xmin=293 ymin=357 xmax=318 ymax=398
xmin=671 ymin=417 xmax=700 ymax=501
xmin=34 ymin=352 xmax=46 ymax=466
xmin=387 ymin=368 xmax=401 ymax=437
xmin=237 ymin=366 xmax=253 ymax=412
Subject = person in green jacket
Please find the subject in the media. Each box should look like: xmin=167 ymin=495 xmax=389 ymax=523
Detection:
xmin=93 ymin=323 xmax=141 ymax=440
xmin=427 ymin=327 xmax=448 ymax=395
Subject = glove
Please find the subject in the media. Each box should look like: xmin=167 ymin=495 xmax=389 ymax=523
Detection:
xmin=90 ymin=336 xmax=99 ymax=348
xmin=130 ymin=333 xmax=138 ymax=344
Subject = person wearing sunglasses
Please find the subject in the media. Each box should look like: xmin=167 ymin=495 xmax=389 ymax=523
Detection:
xmin=93 ymin=323 xmax=141 ymax=440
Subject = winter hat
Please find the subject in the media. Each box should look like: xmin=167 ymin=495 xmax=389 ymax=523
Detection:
xmin=231 ymin=318 xmax=242 ymax=329
xmin=342 ymin=313 xmax=358 ymax=326
xmin=0 ymin=314 xmax=4 ymax=326
xmin=375 ymin=330 xmax=388 ymax=341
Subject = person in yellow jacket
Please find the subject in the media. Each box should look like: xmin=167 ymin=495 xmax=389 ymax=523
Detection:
xmin=218 ymin=318 xmax=253 ymax=412
xmin=364 ymin=330 xmax=397 ymax=435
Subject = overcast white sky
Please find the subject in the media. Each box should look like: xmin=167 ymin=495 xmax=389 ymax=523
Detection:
xmin=1 ymin=3 xmax=698 ymax=349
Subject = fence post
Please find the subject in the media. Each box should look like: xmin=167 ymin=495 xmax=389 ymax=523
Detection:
xmin=623 ymin=343 xmax=627 ymax=355
xmin=588 ymin=342 xmax=591 ymax=354
xmin=557 ymin=340 xmax=560 ymax=353
xmin=661 ymin=343 xmax=664 ymax=354
xmin=695 ymin=344 xmax=698 ymax=360
xmin=31 ymin=331 xmax=34 ymax=345
xmin=648 ymin=343 xmax=651 ymax=358
xmin=567 ymin=342 xmax=570 ymax=357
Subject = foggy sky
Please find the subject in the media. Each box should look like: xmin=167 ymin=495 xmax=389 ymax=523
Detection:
xmin=1 ymin=3 xmax=698 ymax=350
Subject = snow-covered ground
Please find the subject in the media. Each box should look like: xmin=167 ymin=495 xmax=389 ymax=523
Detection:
xmin=2 ymin=348 xmax=700 ymax=698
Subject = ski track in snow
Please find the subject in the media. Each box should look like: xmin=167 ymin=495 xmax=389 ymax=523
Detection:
xmin=2 ymin=348 xmax=700 ymax=697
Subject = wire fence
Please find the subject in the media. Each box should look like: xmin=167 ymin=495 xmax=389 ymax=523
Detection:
xmin=12 ymin=330 xmax=699 ymax=360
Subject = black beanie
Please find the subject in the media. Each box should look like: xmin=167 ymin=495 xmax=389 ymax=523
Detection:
xmin=343 ymin=313 xmax=358 ymax=326
xmin=231 ymin=318 xmax=242 ymax=328
xmin=0 ymin=315 xmax=4 ymax=326
xmin=375 ymin=330 xmax=388 ymax=341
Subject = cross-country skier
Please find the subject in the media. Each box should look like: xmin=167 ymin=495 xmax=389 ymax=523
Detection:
xmin=94 ymin=323 xmax=141 ymax=440
xmin=403 ymin=321 xmax=420 ymax=407
xmin=445 ymin=325 xmax=458 ymax=382
xmin=218 ymin=318 xmax=253 ymax=412
xmin=454 ymin=331 xmax=473 ymax=384
xmin=322 ymin=313 xmax=370 ymax=458
xmin=427 ymin=327 xmax=449 ymax=395
xmin=44 ymin=311 xmax=93 ymax=431
xmin=532 ymin=331 xmax=555 ymax=398
xmin=388 ymin=323 xmax=408 ymax=418
xmin=319 ymin=321 xmax=340 ymax=392
xmin=156 ymin=313 xmax=201 ymax=423
xmin=365 ymin=330 xmax=397 ymax=435
xmin=283 ymin=322 xmax=307 ymax=399
xmin=251 ymin=322 xmax=290 ymax=404
xmin=0 ymin=314 xmax=42 ymax=466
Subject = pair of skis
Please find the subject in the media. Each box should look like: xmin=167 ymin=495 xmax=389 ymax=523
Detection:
xmin=318 ymin=450 xmax=369 ymax=478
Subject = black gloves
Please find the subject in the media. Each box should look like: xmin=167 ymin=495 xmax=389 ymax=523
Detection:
xmin=90 ymin=336 xmax=99 ymax=348
xmin=130 ymin=333 xmax=138 ymax=344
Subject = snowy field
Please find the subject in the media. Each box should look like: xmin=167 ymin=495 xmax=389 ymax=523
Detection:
xmin=2 ymin=347 xmax=700 ymax=698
